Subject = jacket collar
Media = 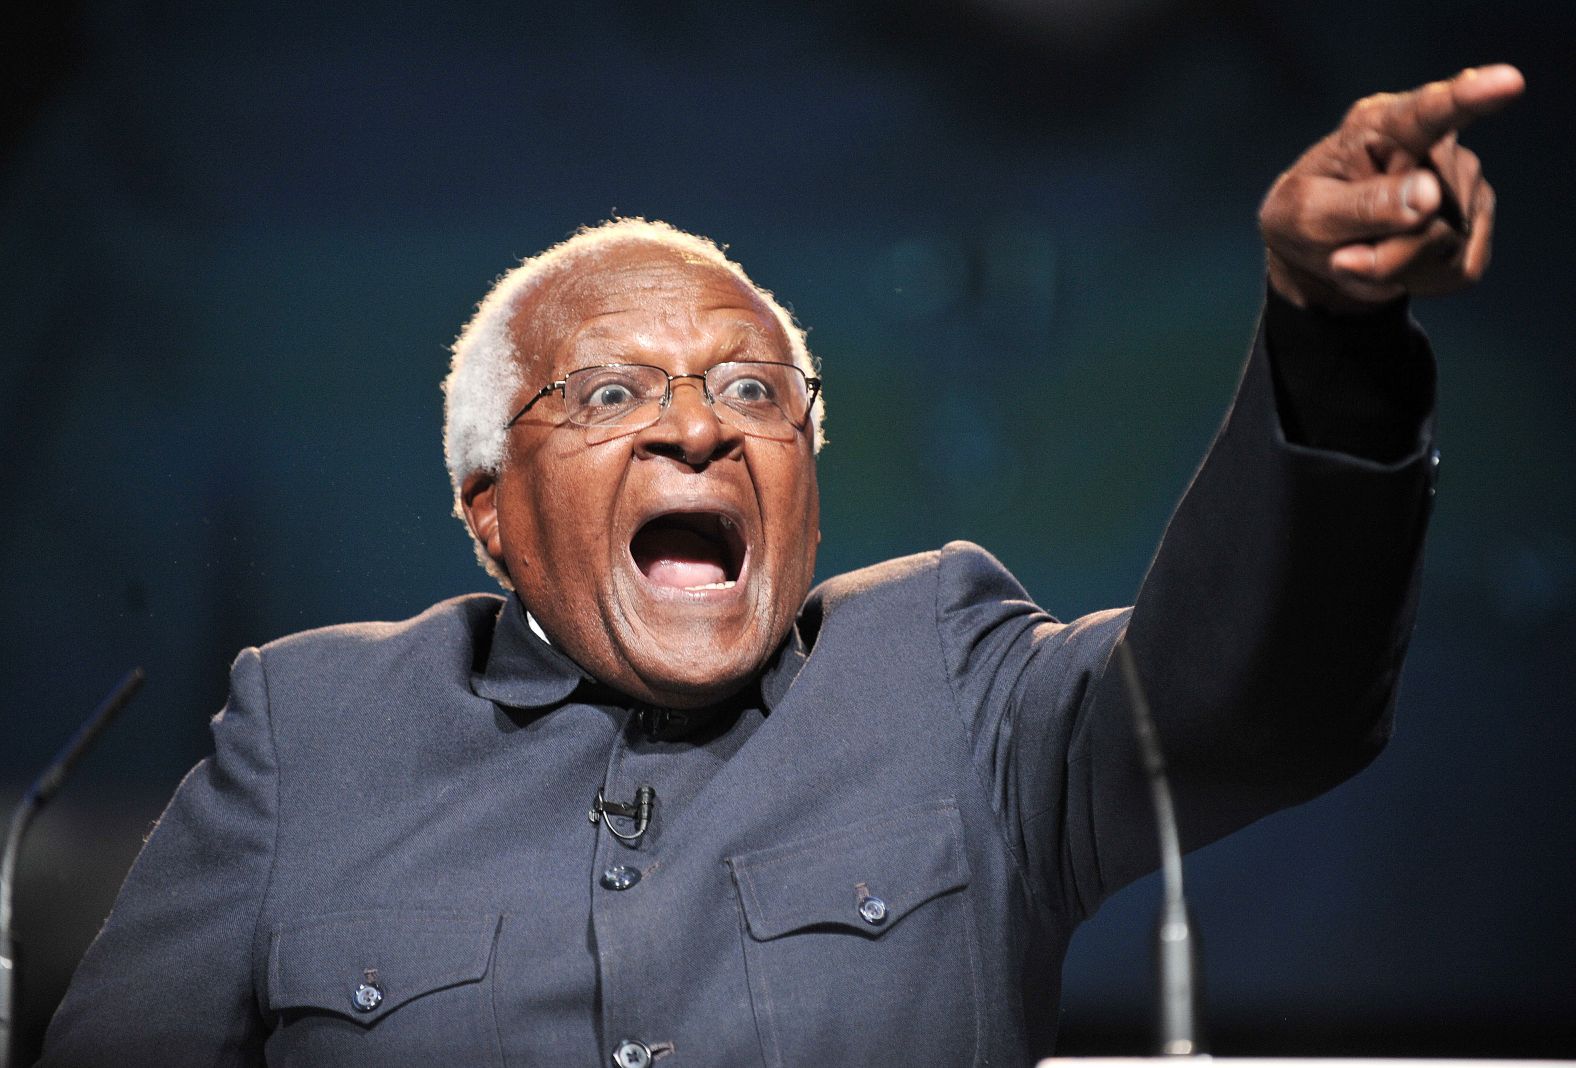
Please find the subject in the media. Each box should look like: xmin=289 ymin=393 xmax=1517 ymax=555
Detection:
xmin=470 ymin=594 xmax=589 ymax=710
xmin=471 ymin=593 xmax=809 ymax=716
xmin=759 ymin=623 xmax=808 ymax=711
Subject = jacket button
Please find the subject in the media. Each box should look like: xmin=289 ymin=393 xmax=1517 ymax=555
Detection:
xmin=612 ymin=1038 xmax=653 ymax=1068
xmin=601 ymin=865 xmax=641 ymax=891
xmin=858 ymin=894 xmax=888 ymax=925
xmin=351 ymin=982 xmax=383 ymax=1012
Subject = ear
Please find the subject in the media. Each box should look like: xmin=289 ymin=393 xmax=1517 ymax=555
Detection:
xmin=460 ymin=471 xmax=505 ymax=567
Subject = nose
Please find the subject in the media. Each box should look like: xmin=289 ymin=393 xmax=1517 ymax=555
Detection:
xmin=633 ymin=375 xmax=743 ymax=466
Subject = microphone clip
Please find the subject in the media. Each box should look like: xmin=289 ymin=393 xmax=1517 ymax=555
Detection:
xmin=589 ymin=784 xmax=656 ymax=844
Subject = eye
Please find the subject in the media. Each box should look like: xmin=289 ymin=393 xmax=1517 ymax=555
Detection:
xmin=570 ymin=368 xmax=653 ymax=410
xmin=588 ymin=382 xmax=635 ymax=407
xmin=714 ymin=362 xmax=794 ymax=403
xmin=707 ymin=363 xmax=810 ymax=432
xmin=719 ymin=376 xmax=773 ymax=404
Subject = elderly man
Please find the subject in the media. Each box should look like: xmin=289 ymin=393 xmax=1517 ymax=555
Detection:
xmin=42 ymin=66 xmax=1521 ymax=1067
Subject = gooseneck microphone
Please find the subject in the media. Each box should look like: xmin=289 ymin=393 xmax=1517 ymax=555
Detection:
xmin=1114 ymin=640 xmax=1204 ymax=1056
xmin=1 ymin=667 xmax=145 ymax=1068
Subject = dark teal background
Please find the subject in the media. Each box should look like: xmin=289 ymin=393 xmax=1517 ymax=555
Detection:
xmin=3 ymin=1 xmax=1572 ymax=1060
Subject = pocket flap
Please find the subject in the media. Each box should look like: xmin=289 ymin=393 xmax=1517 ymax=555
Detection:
xmin=268 ymin=910 xmax=500 ymax=1025
xmin=729 ymin=799 xmax=969 ymax=941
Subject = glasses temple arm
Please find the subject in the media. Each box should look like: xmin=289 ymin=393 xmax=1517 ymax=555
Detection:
xmin=505 ymin=381 xmax=565 ymax=428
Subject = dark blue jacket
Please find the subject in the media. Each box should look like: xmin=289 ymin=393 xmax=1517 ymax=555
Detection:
xmin=41 ymin=302 xmax=1438 ymax=1067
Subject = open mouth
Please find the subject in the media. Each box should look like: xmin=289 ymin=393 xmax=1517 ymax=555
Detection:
xmin=630 ymin=511 xmax=747 ymax=593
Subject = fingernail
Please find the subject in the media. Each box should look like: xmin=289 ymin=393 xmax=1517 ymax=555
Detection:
xmin=1402 ymin=172 xmax=1439 ymax=215
xmin=1332 ymin=247 xmax=1364 ymax=273
xmin=1401 ymin=175 xmax=1418 ymax=213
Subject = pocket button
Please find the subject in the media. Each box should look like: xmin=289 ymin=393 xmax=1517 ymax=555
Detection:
xmin=612 ymin=1039 xmax=652 ymax=1068
xmin=351 ymin=982 xmax=383 ymax=1012
xmin=858 ymin=894 xmax=888 ymax=925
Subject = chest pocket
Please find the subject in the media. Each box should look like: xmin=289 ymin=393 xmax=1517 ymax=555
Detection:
xmin=265 ymin=910 xmax=502 ymax=1068
xmin=728 ymin=799 xmax=979 ymax=1068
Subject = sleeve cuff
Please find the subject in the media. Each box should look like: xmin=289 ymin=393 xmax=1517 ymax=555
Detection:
xmin=1264 ymin=282 xmax=1436 ymax=463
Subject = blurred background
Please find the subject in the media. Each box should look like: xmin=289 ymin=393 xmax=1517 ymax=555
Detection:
xmin=2 ymin=0 xmax=1572 ymax=1062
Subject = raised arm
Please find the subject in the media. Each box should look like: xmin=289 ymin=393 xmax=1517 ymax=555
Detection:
xmin=1071 ymin=65 xmax=1525 ymax=904
xmin=936 ymin=69 xmax=1525 ymax=916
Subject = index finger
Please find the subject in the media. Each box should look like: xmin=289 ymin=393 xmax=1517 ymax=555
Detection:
xmin=1350 ymin=64 xmax=1525 ymax=156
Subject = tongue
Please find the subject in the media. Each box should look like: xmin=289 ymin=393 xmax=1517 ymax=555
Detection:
xmin=633 ymin=526 xmax=729 ymax=589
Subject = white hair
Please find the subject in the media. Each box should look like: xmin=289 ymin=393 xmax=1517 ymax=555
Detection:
xmin=442 ymin=218 xmax=824 ymax=585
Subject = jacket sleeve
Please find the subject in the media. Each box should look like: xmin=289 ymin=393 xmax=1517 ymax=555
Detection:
xmin=939 ymin=297 xmax=1437 ymax=919
xmin=40 ymin=648 xmax=276 ymax=1066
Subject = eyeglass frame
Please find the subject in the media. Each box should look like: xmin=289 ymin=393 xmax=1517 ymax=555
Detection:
xmin=504 ymin=360 xmax=822 ymax=433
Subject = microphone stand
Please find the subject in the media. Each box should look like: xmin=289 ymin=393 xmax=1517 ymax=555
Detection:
xmin=1 ymin=668 xmax=144 ymax=1068
xmin=1115 ymin=641 xmax=1203 ymax=1057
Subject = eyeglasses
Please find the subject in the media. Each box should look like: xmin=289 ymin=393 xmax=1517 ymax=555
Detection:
xmin=506 ymin=361 xmax=821 ymax=441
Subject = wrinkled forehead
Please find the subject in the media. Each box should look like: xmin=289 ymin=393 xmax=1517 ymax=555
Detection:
xmin=507 ymin=242 xmax=789 ymax=377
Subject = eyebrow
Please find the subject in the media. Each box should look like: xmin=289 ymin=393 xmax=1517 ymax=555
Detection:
xmin=714 ymin=320 xmax=780 ymax=352
xmin=564 ymin=318 xmax=781 ymax=356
